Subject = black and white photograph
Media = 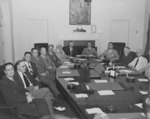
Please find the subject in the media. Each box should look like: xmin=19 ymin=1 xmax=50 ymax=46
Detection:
xmin=0 ymin=0 xmax=149 ymax=119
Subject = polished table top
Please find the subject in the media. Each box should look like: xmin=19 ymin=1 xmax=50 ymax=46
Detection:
xmin=56 ymin=59 xmax=148 ymax=119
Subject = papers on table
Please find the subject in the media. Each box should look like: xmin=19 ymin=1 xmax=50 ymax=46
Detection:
xmin=75 ymin=93 xmax=88 ymax=98
xmin=59 ymin=65 xmax=68 ymax=69
xmin=119 ymin=69 xmax=133 ymax=74
xmin=115 ymin=66 xmax=126 ymax=69
xmin=98 ymin=90 xmax=115 ymax=96
xmin=139 ymin=91 xmax=148 ymax=95
xmin=94 ymin=80 xmax=108 ymax=83
xmin=64 ymin=78 xmax=74 ymax=81
xmin=78 ymin=58 xmax=86 ymax=61
xmin=135 ymin=103 xmax=143 ymax=108
xmin=105 ymin=70 xmax=111 ymax=74
xmin=62 ymin=71 xmax=71 ymax=74
xmin=138 ymin=79 xmax=148 ymax=82
xmin=68 ymin=82 xmax=79 ymax=85
xmin=86 ymin=108 xmax=107 ymax=118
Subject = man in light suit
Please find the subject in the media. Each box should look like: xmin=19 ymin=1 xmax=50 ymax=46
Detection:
xmin=82 ymin=42 xmax=97 ymax=57
xmin=39 ymin=47 xmax=56 ymax=81
xmin=1 ymin=63 xmax=51 ymax=119
xmin=128 ymin=49 xmax=148 ymax=72
xmin=30 ymin=48 xmax=65 ymax=101
xmin=100 ymin=42 xmax=119 ymax=62
xmin=47 ymin=45 xmax=61 ymax=68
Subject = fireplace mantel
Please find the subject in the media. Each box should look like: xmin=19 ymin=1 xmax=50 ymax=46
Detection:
xmin=58 ymin=33 xmax=102 ymax=55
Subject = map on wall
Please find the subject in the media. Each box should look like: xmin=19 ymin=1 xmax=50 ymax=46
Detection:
xmin=69 ymin=0 xmax=91 ymax=25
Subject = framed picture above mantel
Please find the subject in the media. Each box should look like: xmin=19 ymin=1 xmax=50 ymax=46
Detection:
xmin=69 ymin=0 xmax=91 ymax=25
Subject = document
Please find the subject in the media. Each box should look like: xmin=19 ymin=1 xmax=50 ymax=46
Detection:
xmin=138 ymin=79 xmax=148 ymax=82
xmin=62 ymin=71 xmax=71 ymax=74
xmin=98 ymin=90 xmax=115 ymax=96
xmin=94 ymin=80 xmax=108 ymax=83
xmin=139 ymin=91 xmax=148 ymax=95
xmin=119 ymin=69 xmax=133 ymax=74
xmin=64 ymin=78 xmax=74 ymax=81
xmin=68 ymin=82 xmax=79 ymax=85
xmin=78 ymin=58 xmax=86 ymax=61
xmin=59 ymin=65 xmax=68 ymax=69
xmin=135 ymin=103 xmax=143 ymax=108
xmin=75 ymin=93 xmax=88 ymax=98
xmin=86 ymin=108 xmax=107 ymax=118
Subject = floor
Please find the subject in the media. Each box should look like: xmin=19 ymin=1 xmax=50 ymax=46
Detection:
xmin=0 ymin=93 xmax=78 ymax=119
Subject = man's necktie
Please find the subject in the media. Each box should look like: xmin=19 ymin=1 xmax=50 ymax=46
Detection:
xmin=23 ymin=73 xmax=30 ymax=87
xmin=134 ymin=58 xmax=139 ymax=68
xmin=28 ymin=63 xmax=33 ymax=75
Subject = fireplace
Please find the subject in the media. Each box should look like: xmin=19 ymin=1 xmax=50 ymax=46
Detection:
xmin=58 ymin=32 xmax=101 ymax=55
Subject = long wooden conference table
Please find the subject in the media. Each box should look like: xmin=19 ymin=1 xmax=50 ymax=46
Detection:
xmin=56 ymin=58 xmax=148 ymax=119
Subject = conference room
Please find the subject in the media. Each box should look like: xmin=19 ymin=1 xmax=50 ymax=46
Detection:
xmin=0 ymin=0 xmax=149 ymax=119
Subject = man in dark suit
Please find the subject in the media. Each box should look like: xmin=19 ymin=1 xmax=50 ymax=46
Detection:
xmin=47 ymin=44 xmax=61 ymax=67
xmin=119 ymin=47 xmax=135 ymax=66
xmin=25 ymin=51 xmax=66 ymax=112
xmin=0 ymin=63 xmax=51 ymax=119
xmin=23 ymin=52 xmax=39 ymax=81
xmin=14 ymin=60 xmax=56 ymax=115
xmin=63 ymin=41 xmax=78 ymax=57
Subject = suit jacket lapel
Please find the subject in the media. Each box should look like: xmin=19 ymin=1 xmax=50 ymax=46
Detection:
xmin=14 ymin=71 xmax=25 ymax=89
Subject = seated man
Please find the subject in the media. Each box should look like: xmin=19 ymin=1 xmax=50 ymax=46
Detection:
xmin=54 ymin=44 xmax=67 ymax=64
xmin=100 ymin=42 xmax=119 ymax=62
xmin=14 ymin=60 xmax=55 ymax=115
xmin=47 ymin=44 xmax=61 ymax=67
xmin=63 ymin=41 xmax=78 ymax=57
xmin=30 ymin=48 xmax=62 ymax=98
xmin=145 ymin=63 xmax=150 ymax=79
xmin=82 ymin=42 xmax=97 ymax=57
xmin=23 ymin=52 xmax=40 ymax=81
xmin=119 ymin=47 xmax=135 ymax=66
xmin=128 ymin=49 xmax=148 ymax=72
xmin=14 ymin=60 xmax=66 ymax=112
xmin=39 ymin=47 xmax=56 ymax=81
xmin=0 ymin=63 xmax=51 ymax=119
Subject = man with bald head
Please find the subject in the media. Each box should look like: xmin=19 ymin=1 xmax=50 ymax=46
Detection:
xmin=128 ymin=49 xmax=148 ymax=72
xmin=120 ymin=47 xmax=135 ymax=66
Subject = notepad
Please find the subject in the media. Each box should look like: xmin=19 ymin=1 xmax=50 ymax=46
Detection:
xmin=138 ymin=79 xmax=148 ymax=82
xmin=139 ymin=91 xmax=148 ymax=95
xmin=78 ymin=58 xmax=86 ymax=61
xmin=119 ymin=69 xmax=133 ymax=73
xmin=64 ymin=78 xmax=74 ymax=81
xmin=98 ymin=90 xmax=115 ymax=96
xmin=135 ymin=103 xmax=143 ymax=108
xmin=75 ymin=93 xmax=88 ymax=98
xmin=94 ymin=80 xmax=108 ymax=83
xmin=86 ymin=108 xmax=103 ymax=114
xmin=62 ymin=71 xmax=71 ymax=74
xmin=86 ymin=108 xmax=107 ymax=118
xmin=59 ymin=65 xmax=68 ymax=69
xmin=68 ymin=82 xmax=79 ymax=85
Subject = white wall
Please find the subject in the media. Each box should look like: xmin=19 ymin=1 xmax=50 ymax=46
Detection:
xmin=12 ymin=0 xmax=148 ymax=61
xmin=0 ymin=0 xmax=14 ymax=63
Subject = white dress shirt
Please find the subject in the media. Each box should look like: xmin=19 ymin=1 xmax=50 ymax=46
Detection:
xmin=18 ymin=71 xmax=33 ymax=88
xmin=128 ymin=56 xmax=148 ymax=71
